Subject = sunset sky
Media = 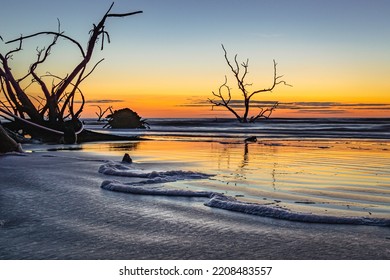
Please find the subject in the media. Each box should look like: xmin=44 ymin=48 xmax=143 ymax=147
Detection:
xmin=1 ymin=0 xmax=389 ymax=118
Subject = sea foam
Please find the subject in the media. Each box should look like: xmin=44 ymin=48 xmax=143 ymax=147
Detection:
xmin=101 ymin=180 xmax=214 ymax=197
xmin=99 ymin=161 xmax=212 ymax=183
xmin=205 ymin=195 xmax=390 ymax=227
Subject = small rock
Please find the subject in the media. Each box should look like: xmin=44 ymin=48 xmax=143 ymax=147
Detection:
xmin=295 ymin=201 xmax=316 ymax=204
xmin=245 ymin=136 xmax=257 ymax=143
xmin=122 ymin=153 xmax=132 ymax=163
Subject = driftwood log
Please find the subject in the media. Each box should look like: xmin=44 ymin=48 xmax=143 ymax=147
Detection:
xmin=0 ymin=124 xmax=23 ymax=153
xmin=1 ymin=120 xmax=139 ymax=143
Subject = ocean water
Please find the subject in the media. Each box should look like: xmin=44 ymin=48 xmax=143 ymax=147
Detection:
xmin=80 ymin=118 xmax=390 ymax=226
xmin=85 ymin=118 xmax=390 ymax=140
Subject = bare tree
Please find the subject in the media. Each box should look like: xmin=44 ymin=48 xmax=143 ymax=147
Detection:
xmin=95 ymin=105 xmax=113 ymax=121
xmin=0 ymin=2 xmax=142 ymax=138
xmin=209 ymin=44 xmax=291 ymax=123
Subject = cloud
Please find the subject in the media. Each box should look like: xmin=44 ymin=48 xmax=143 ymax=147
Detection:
xmin=181 ymin=99 xmax=390 ymax=112
xmin=181 ymin=99 xmax=279 ymax=108
xmin=296 ymin=109 xmax=347 ymax=114
xmin=74 ymin=99 xmax=125 ymax=104
xmin=283 ymin=102 xmax=390 ymax=111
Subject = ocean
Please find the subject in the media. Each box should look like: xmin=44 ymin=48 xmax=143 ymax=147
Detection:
xmin=85 ymin=118 xmax=390 ymax=140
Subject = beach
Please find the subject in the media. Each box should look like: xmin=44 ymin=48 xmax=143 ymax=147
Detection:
xmin=1 ymin=120 xmax=390 ymax=259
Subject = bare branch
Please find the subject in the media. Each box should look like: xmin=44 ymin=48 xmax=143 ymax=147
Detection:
xmin=28 ymin=33 xmax=59 ymax=116
xmin=80 ymin=58 xmax=105 ymax=83
xmin=27 ymin=93 xmax=45 ymax=110
xmin=248 ymin=60 xmax=291 ymax=99
xmin=6 ymin=31 xmax=86 ymax=58
xmin=222 ymin=44 xmax=236 ymax=75
xmin=0 ymin=100 xmax=12 ymax=113
xmin=249 ymin=102 xmax=279 ymax=122
xmin=5 ymin=35 xmax=23 ymax=60
xmin=73 ymin=87 xmax=85 ymax=119
xmin=55 ymin=4 xmax=142 ymax=101
xmin=221 ymin=44 xmax=249 ymax=98
xmin=107 ymin=11 xmax=143 ymax=18
xmin=95 ymin=105 xmax=112 ymax=121
xmin=209 ymin=76 xmax=242 ymax=121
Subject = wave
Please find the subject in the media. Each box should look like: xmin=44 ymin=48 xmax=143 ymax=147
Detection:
xmin=101 ymin=180 xmax=214 ymax=197
xmin=205 ymin=195 xmax=390 ymax=227
xmin=100 ymin=178 xmax=390 ymax=227
xmin=99 ymin=161 xmax=212 ymax=184
xmin=84 ymin=118 xmax=390 ymax=140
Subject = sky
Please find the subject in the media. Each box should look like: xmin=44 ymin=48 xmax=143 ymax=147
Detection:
xmin=1 ymin=0 xmax=389 ymax=118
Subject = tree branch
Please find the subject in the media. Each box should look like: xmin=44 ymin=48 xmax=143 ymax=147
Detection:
xmin=80 ymin=58 xmax=105 ymax=83
xmin=55 ymin=4 xmax=142 ymax=101
xmin=208 ymin=76 xmax=242 ymax=121
xmin=249 ymin=101 xmax=279 ymax=122
xmin=107 ymin=11 xmax=143 ymax=18
xmin=6 ymin=31 xmax=86 ymax=58
xmin=249 ymin=60 xmax=292 ymax=99
xmin=5 ymin=35 xmax=23 ymax=60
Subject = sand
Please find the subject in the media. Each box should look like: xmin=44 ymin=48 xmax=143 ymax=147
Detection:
xmin=1 ymin=142 xmax=389 ymax=259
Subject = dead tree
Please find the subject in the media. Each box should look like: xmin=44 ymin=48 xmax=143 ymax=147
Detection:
xmin=0 ymin=124 xmax=23 ymax=153
xmin=95 ymin=105 xmax=113 ymax=121
xmin=0 ymin=2 xmax=142 ymax=140
xmin=209 ymin=44 xmax=291 ymax=123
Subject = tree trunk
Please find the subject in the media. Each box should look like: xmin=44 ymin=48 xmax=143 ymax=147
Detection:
xmin=0 ymin=124 xmax=23 ymax=153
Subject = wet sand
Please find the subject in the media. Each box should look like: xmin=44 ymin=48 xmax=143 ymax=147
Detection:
xmin=1 ymin=145 xmax=389 ymax=259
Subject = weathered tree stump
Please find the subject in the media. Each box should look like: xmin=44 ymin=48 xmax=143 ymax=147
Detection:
xmin=104 ymin=108 xmax=149 ymax=129
xmin=0 ymin=124 xmax=23 ymax=153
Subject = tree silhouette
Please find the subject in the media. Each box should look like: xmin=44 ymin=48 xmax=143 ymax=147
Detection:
xmin=0 ymin=2 xmax=142 ymax=139
xmin=209 ymin=44 xmax=291 ymax=123
xmin=95 ymin=105 xmax=113 ymax=121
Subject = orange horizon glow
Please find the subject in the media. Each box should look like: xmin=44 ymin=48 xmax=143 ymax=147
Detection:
xmin=80 ymin=96 xmax=390 ymax=119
